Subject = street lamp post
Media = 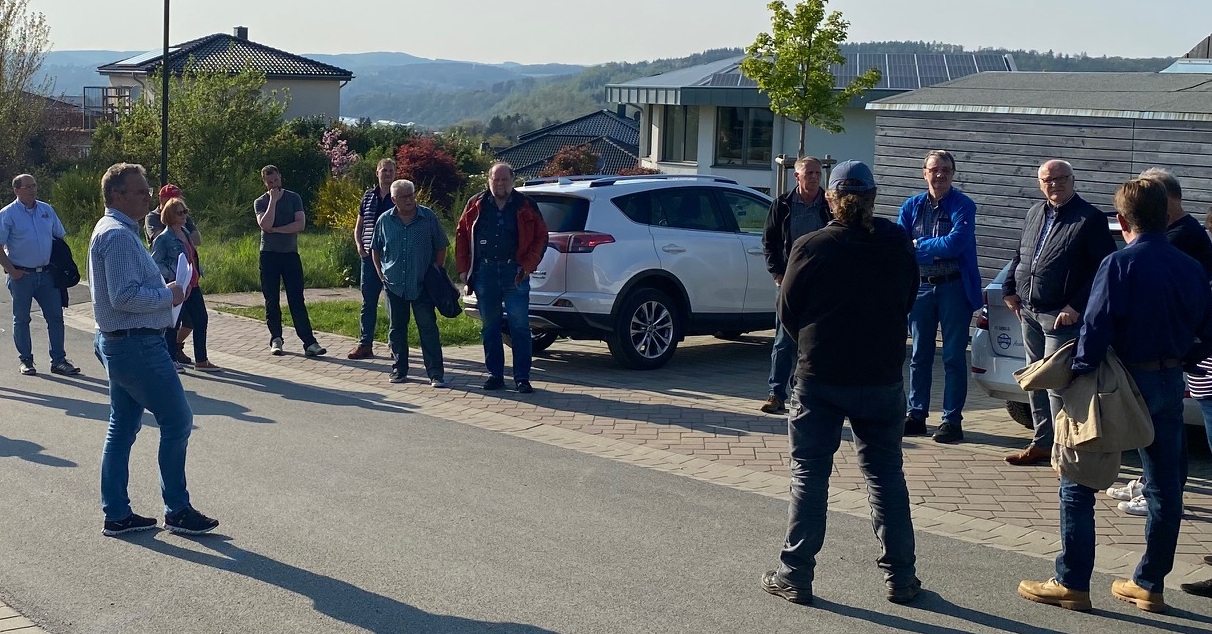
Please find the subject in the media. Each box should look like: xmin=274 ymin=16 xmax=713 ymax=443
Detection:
xmin=160 ymin=0 xmax=169 ymax=187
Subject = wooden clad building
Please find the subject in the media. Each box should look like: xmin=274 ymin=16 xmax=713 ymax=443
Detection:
xmin=865 ymin=72 xmax=1212 ymax=282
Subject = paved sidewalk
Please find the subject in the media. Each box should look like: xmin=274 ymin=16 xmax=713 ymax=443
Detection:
xmin=66 ymin=289 xmax=1212 ymax=586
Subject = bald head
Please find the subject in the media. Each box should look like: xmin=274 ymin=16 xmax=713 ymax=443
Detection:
xmin=1038 ymin=160 xmax=1075 ymax=207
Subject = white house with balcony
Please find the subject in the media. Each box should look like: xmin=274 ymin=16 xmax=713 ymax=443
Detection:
xmin=606 ymin=53 xmax=1015 ymax=193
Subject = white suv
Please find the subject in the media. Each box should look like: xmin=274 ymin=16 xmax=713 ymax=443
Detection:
xmin=463 ymin=174 xmax=776 ymax=370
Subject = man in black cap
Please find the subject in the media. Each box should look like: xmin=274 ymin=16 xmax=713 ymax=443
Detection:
xmin=761 ymin=160 xmax=922 ymax=606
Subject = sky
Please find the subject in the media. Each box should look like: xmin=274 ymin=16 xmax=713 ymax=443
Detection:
xmin=31 ymin=0 xmax=1211 ymax=64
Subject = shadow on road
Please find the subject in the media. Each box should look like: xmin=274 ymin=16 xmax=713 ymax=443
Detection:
xmin=0 ymin=433 xmax=77 ymax=467
xmin=130 ymin=534 xmax=561 ymax=634
xmin=186 ymin=369 xmax=418 ymax=417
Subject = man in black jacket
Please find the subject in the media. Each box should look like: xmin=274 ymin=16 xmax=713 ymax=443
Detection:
xmin=760 ymin=161 xmax=922 ymax=606
xmin=1003 ymin=160 xmax=1116 ymax=466
xmin=758 ymin=156 xmax=830 ymax=414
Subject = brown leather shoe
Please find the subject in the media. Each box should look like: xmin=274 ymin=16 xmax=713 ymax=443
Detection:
xmin=347 ymin=344 xmax=374 ymax=360
xmin=759 ymin=395 xmax=785 ymax=414
xmin=1004 ymin=446 xmax=1050 ymax=466
xmin=1112 ymin=578 xmax=1166 ymax=612
xmin=1018 ymin=578 xmax=1091 ymax=611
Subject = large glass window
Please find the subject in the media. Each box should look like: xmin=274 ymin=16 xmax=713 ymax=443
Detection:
xmin=715 ymin=107 xmax=774 ymax=168
xmin=661 ymin=106 xmax=699 ymax=163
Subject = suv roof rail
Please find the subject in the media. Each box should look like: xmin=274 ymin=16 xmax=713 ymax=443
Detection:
xmin=586 ymin=174 xmax=739 ymax=188
xmin=522 ymin=175 xmax=607 ymax=187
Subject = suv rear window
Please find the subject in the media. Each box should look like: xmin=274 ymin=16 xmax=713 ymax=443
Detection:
xmin=529 ymin=194 xmax=589 ymax=232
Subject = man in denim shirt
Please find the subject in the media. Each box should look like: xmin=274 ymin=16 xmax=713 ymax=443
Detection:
xmin=897 ymin=151 xmax=980 ymax=444
xmin=0 ymin=174 xmax=79 ymax=376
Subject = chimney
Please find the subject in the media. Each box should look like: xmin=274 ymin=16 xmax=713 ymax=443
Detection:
xmin=233 ymin=26 xmax=248 ymax=40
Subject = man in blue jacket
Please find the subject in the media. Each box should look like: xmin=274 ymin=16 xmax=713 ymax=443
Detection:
xmin=897 ymin=151 xmax=981 ymax=443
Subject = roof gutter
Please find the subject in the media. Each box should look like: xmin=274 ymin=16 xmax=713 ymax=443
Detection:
xmin=865 ymin=102 xmax=1212 ymax=122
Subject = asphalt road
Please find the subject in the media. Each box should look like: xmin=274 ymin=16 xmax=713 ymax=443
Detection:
xmin=0 ymin=288 xmax=1210 ymax=633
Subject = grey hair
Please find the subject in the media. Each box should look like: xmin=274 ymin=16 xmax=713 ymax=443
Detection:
xmin=390 ymin=179 xmax=416 ymax=197
xmin=794 ymin=156 xmax=822 ymax=173
xmin=922 ymin=150 xmax=956 ymax=171
xmin=1138 ymin=167 xmax=1181 ymax=200
xmin=11 ymin=173 xmax=33 ymax=189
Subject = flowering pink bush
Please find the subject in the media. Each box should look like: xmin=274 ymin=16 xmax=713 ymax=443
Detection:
xmin=320 ymin=128 xmax=360 ymax=178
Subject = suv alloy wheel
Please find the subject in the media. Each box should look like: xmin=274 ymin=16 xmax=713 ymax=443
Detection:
xmin=606 ymin=288 xmax=680 ymax=370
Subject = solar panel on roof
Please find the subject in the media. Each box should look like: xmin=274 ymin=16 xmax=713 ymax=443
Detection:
xmin=974 ymin=54 xmax=1008 ymax=72
xmin=918 ymin=55 xmax=949 ymax=87
xmin=885 ymin=54 xmax=919 ymax=89
xmin=856 ymin=53 xmax=889 ymax=89
xmin=945 ymin=54 xmax=978 ymax=79
xmin=113 ymin=47 xmax=180 ymax=66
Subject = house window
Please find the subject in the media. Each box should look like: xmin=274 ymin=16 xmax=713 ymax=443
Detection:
xmin=661 ymin=106 xmax=698 ymax=163
xmin=715 ymin=107 xmax=774 ymax=168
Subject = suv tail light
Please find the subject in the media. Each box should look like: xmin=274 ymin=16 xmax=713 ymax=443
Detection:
xmin=976 ymin=290 xmax=989 ymax=330
xmin=549 ymin=232 xmax=615 ymax=253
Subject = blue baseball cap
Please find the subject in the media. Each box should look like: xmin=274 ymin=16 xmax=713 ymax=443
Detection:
xmin=828 ymin=160 xmax=877 ymax=192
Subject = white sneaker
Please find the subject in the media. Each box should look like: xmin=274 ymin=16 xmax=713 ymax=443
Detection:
xmin=1106 ymin=479 xmax=1143 ymax=501
xmin=1118 ymin=495 xmax=1148 ymax=516
xmin=174 ymin=361 xmax=186 ymax=374
xmin=430 ymin=378 xmax=448 ymax=388
xmin=270 ymin=337 xmax=284 ymax=356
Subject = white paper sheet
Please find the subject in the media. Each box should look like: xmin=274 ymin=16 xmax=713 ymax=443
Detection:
xmin=171 ymin=253 xmax=192 ymax=324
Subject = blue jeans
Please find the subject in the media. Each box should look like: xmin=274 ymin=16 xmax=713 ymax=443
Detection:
xmin=1200 ymin=397 xmax=1212 ymax=454
xmin=473 ymin=261 xmax=531 ymax=381
xmin=768 ymin=312 xmax=796 ymax=401
xmin=1056 ymin=367 xmax=1185 ymax=592
xmin=6 ymin=270 xmax=65 ymax=363
xmin=385 ymin=288 xmax=444 ymax=380
xmin=1020 ymin=307 xmax=1080 ymax=449
xmin=94 ymin=331 xmax=193 ymax=521
xmin=776 ymin=379 xmax=917 ymax=590
xmin=907 ymin=279 xmax=970 ymax=426
xmin=358 ymin=256 xmax=383 ymax=346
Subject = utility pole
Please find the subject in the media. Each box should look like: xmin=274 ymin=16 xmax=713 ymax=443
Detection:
xmin=160 ymin=0 xmax=170 ymax=187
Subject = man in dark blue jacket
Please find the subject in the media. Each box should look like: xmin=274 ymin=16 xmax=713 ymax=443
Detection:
xmin=1018 ymin=178 xmax=1212 ymax=614
xmin=1002 ymin=160 xmax=1116 ymax=466
xmin=897 ymin=150 xmax=981 ymax=443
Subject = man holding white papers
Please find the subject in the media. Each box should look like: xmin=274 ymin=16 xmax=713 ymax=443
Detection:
xmin=89 ymin=163 xmax=219 ymax=537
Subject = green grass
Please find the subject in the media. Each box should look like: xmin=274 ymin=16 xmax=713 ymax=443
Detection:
xmin=218 ymin=300 xmax=484 ymax=347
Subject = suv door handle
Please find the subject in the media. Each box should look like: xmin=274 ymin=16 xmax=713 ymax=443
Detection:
xmin=661 ymin=244 xmax=686 ymax=254
xmin=746 ymin=247 xmax=764 ymax=255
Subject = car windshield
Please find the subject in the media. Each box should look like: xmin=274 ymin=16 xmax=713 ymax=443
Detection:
xmin=528 ymin=194 xmax=589 ymax=232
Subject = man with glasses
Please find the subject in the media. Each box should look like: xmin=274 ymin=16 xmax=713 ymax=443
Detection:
xmin=0 ymin=174 xmax=79 ymax=376
xmin=90 ymin=163 xmax=218 ymax=536
xmin=897 ymin=151 xmax=981 ymax=443
xmin=1002 ymin=160 xmax=1115 ymax=466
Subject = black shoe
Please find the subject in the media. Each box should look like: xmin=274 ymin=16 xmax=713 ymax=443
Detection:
xmin=516 ymin=380 xmax=533 ymax=394
xmin=761 ymin=570 xmax=812 ymax=605
xmin=1205 ymin=555 xmax=1212 ymax=566
xmin=389 ymin=369 xmax=407 ymax=384
xmin=483 ymin=376 xmax=504 ymax=390
xmin=102 ymin=513 xmax=157 ymax=537
xmin=1181 ymin=578 xmax=1212 ymax=598
xmin=903 ymin=415 xmax=928 ymax=436
xmin=933 ymin=423 xmax=963 ymax=444
xmin=887 ymin=577 xmax=923 ymax=604
xmin=51 ymin=358 xmax=81 ymax=376
xmin=164 ymin=506 xmax=219 ymax=535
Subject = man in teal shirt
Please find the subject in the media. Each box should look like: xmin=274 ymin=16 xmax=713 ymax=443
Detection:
xmin=372 ymin=179 xmax=450 ymax=386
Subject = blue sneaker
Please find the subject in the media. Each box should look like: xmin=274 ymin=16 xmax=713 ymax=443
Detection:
xmin=165 ymin=506 xmax=219 ymax=535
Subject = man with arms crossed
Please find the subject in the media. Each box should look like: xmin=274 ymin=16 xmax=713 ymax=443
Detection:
xmin=0 ymin=173 xmax=79 ymax=376
xmin=760 ymin=161 xmax=922 ymax=606
xmin=90 ymin=163 xmax=218 ymax=536
xmin=255 ymin=165 xmax=326 ymax=357
xmin=759 ymin=156 xmax=829 ymax=414
xmin=1002 ymin=160 xmax=1115 ymax=466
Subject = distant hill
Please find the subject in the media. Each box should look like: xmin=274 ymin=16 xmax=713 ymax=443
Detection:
xmin=37 ymin=41 xmax=1179 ymax=128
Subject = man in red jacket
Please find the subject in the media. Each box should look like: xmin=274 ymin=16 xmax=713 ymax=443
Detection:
xmin=455 ymin=163 xmax=548 ymax=393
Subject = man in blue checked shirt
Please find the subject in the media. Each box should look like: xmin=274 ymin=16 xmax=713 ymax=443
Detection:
xmin=372 ymin=179 xmax=450 ymax=387
xmin=89 ymin=163 xmax=218 ymax=538
xmin=0 ymin=174 xmax=79 ymax=376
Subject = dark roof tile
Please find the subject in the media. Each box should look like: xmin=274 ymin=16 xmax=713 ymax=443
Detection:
xmin=98 ymin=33 xmax=353 ymax=80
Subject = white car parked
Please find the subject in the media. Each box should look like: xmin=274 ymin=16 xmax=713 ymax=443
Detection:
xmin=970 ymin=219 xmax=1204 ymax=428
xmin=463 ymin=174 xmax=777 ymax=370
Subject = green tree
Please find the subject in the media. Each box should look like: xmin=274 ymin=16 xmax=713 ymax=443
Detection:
xmin=740 ymin=0 xmax=880 ymax=157
xmin=0 ymin=0 xmax=51 ymax=177
xmin=538 ymin=144 xmax=600 ymax=177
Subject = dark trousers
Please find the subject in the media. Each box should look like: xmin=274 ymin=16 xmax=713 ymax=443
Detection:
xmin=776 ymin=379 xmax=917 ymax=590
xmin=165 ymin=287 xmax=210 ymax=363
xmin=259 ymin=251 xmax=316 ymax=346
xmin=385 ymin=288 xmax=444 ymax=380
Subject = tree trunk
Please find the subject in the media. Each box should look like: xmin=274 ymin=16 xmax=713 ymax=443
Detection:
xmin=797 ymin=120 xmax=807 ymax=158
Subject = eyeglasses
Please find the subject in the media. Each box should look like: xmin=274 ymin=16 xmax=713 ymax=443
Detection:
xmin=1040 ymin=175 xmax=1073 ymax=186
xmin=925 ymin=168 xmax=954 ymax=176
